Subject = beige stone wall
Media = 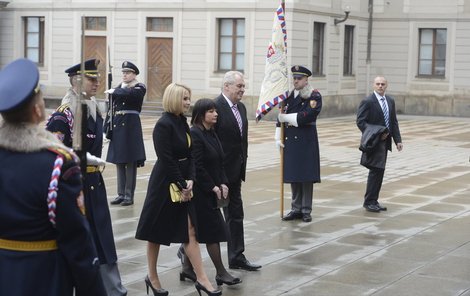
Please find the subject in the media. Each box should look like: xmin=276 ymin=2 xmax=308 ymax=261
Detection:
xmin=1 ymin=0 xmax=470 ymax=118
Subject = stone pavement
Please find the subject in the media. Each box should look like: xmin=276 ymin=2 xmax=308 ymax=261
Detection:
xmin=100 ymin=114 xmax=470 ymax=296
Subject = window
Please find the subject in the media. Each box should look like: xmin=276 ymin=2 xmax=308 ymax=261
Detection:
xmin=23 ymin=17 xmax=44 ymax=66
xmin=312 ymin=22 xmax=325 ymax=76
xmin=218 ymin=18 xmax=245 ymax=71
xmin=343 ymin=25 xmax=354 ymax=76
xmin=147 ymin=17 xmax=173 ymax=32
xmin=84 ymin=17 xmax=106 ymax=31
xmin=418 ymin=28 xmax=446 ymax=77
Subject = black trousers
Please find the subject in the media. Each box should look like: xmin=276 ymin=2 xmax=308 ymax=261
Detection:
xmin=223 ymin=179 xmax=245 ymax=264
xmin=364 ymin=167 xmax=385 ymax=206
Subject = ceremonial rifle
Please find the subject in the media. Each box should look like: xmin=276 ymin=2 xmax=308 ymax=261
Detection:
xmin=105 ymin=46 xmax=113 ymax=140
xmin=73 ymin=16 xmax=88 ymax=179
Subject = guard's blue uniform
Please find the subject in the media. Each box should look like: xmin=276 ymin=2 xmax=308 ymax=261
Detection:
xmin=281 ymin=89 xmax=322 ymax=183
xmin=0 ymin=58 xmax=105 ymax=296
xmin=46 ymin=98 xmax=118 ymax=264
xmin=106 ymin=81 xmax=146 ymax=165
xmin=0 ymin=144 xmax=105 ymax=296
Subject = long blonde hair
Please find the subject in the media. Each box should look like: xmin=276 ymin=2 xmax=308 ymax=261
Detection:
xmin=162 ymin=83 xmax=191 ymax=115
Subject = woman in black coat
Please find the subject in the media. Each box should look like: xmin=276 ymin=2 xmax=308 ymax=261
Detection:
xmin=135 ymin=84 xmax=221 ymax=296
xmin=179 ymin=99 xmax=241 ymax=286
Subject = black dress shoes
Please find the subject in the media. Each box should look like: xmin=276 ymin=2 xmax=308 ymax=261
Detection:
xmin=229 ymin=258 xmax=261 ymax=271
xmin=302 ymin=213 xmax=312 ymax=222
xmin=376 ymin=203 xmax=387 ymax=211
xmin=215 ymin=274 xmax=242 ymax=286
xmin=364 ymin=204 xmax=381 ymax=212
xmin=110 ymin=196 xmax=124 ymax=205
xmin=179 ymin=270 xmax=196 ymax=282
xmin=121 ymin=198 xmax=133 ymax=206
xmin=282 ymin=211 xmax=302 ymax=221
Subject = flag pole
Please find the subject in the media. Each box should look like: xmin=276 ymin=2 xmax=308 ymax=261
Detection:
xmin=280 ymin=0 xmax=286 ymax=218
xmin=254 ymin=0 xmax=288 ymax=218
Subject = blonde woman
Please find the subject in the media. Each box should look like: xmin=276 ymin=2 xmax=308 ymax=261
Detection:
xmin=135 ymin=83 xmax=221 ymax=296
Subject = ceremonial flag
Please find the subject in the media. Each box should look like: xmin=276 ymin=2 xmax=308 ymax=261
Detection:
xmin=255 ymin=0 xmax=289 ymax=121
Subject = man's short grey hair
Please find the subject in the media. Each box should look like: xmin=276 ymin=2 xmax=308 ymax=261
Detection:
xmin=222 ymin=71 xmax=244 ymax=87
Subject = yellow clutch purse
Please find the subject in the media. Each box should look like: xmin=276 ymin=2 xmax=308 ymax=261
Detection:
xmin=169 ymin=182 xmax=193 ymax=203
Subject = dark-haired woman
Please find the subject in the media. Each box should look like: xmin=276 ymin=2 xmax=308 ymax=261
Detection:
xmin=179 ymin=98 xmax=241 ymax=287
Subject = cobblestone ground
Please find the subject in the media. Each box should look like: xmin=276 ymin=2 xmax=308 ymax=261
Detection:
xmin=99 ymin=115 xmax=470 ymax=296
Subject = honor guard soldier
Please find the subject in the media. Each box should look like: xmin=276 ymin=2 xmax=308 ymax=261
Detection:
xmin=46 ymin=59 xmax=127 ymax=295
xmin=276 ymin=65 xmax=322 ymax=223
xmin=106 ymin=61 xmax=146 ymax=206
xmin=0 ymin=59 xmax=106 ymax=295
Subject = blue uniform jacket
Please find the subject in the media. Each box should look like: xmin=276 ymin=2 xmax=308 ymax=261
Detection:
xmin=279 ymin=88 xmax=322 ymax=183
xmin=106 ymin=81 xmax=146 ymax=165
xmin=0 ymin=124 xmax=105 ymax=296
xmin=46 ymin=97 xmax=118 ymax=264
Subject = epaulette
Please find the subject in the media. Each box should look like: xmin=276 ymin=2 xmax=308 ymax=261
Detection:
xmin=47 ymin=146 xmax=75 ymax=162
xmin=56 ymin=103 xmax=71 ymax=113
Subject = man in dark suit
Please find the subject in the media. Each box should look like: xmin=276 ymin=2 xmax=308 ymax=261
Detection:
xmin=214 ymin=71 xmax=261 ymax=271
xmin=357 ymin=76 xmax=403 ymax=212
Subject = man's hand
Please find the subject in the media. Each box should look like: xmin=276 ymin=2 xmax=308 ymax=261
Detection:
xmin=86 ymin=152 xmax=106 ymax=166
xmin=274 ymin=127 xmax=284 ymax=150
xmin=278 ymin=113 xmax=298 ymax=127
xmin=220 ymin=184 xmax=229 ymax=199
xmin=396 ymin=143 xmax=403 ymax=151
xmin=104 ymin=88 xmax=115 ymax=94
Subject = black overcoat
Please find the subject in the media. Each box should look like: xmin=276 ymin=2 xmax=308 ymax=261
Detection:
xmin=135 ymin=112 xmax=196 ymax=245
xmin=281 ymin=89 xmax=322 ymax=183
xmin=106 ymin=81 xmax=146 ymax=165
xmin=190 ymin=126 xmax=229 ymax=243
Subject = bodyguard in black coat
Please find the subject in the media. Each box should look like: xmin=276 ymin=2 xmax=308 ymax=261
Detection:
xmin=214 ymin=71 xmax=261 ymax=271
xmin=0 ymin=59 xmax=105 ymax=296
xmin=357 ymin=76 xmax=403 ymax=213
xmin=107 ymin=61 xmax=146 ymax=206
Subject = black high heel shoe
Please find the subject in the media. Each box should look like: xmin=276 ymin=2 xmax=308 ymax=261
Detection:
xmin=179 ymin=270 xmax=197 ymax=282
xmin=145 ymin=275 xmax=169 ymax=296
xmin=215 ymin=274 xmax=242 ymax=286
xmin=195 ymin=281 xmax=222 ymax=296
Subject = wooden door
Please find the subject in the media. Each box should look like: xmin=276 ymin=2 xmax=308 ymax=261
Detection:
xmin=84 ymin=36 xmax=107 ymax=98
xmin=147 ymin=38 xmax=173 ymax=101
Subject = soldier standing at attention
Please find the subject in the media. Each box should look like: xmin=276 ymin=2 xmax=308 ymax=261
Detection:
xmin=107 ymin=61 xmax=146 ymax=206
xmin=0 ymin=58 xmax=106 ymax=295
xmin=276 ymin=65 xmax=322 ymax=223
xmin=46 ymin=59 xmax=127 ymax=296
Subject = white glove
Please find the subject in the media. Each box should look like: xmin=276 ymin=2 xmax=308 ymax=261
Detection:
xmin=121 ymin=83 xmax=128 ymax=88
xmin=274 ymin=127 xmax=284 ymax=149
xmin=105 ymin=88 xmax=115 ymax=94
xmin=278 ymin=113 xmax=298 ymax=127
xmin=86 ymin=152 xmax=106 ymax=166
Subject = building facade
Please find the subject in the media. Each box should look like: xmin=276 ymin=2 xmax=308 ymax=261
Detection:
xmin=0 ymin=0 xmax=469 ymax=118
